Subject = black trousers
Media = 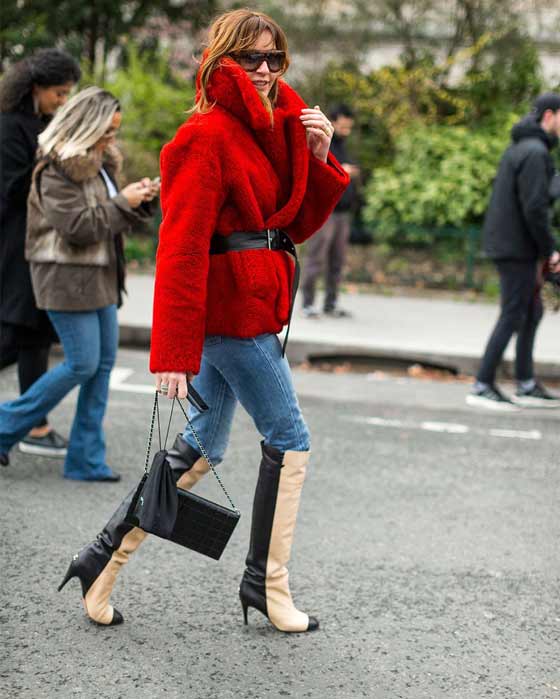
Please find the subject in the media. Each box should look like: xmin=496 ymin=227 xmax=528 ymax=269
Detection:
xmin=477 ymin=260 xmax=543 ymax=385
xmin=1 ymin=322 xmax=51 ymax=428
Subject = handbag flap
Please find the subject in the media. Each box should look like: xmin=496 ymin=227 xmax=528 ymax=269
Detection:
xmin=134 ymin=450 xmax=178 ymax=538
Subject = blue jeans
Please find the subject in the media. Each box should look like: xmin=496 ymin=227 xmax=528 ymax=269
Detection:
xmin=182 ymin=333 xmax=310 ymax=463
xmin=0 ymin=305 xmax=118 ymax=479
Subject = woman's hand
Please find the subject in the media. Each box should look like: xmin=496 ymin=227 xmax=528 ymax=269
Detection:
xmin=139 ymin=177 xmax=160 ymax=202
xmin=155 ymin=371 xmax=195 ymax=400
xmin=121 ymin=182 xmax=148 ymax=209
xmin=300 ymin=105 xmax=333 ymax=163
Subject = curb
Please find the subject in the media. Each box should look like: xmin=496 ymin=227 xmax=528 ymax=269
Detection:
xmin=118 ymin=324 xmax=560 ymax=380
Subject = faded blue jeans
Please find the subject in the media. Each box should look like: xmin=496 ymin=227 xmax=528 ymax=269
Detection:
xmin=182 ymin=333 xmax=310 ymax=463
xmin=0 ymin=305 xmax=118 ymax=479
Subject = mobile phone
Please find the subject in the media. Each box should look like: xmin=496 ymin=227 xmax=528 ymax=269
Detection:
xmin=157 ymin=381 xmax=208 ymax=412
xmin=186 ymin=382 xmax=209 ymax=412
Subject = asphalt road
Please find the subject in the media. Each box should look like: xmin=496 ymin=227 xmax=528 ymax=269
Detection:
xmin=1 ymin=349 xmax=559 ymax=699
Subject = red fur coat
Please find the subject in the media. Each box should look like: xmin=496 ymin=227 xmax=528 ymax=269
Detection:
xmin=150 ymin=59 xmax=349 ymax=374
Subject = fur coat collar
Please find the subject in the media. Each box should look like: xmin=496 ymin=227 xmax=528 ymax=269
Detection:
xmin=203 ymin=57 xmax=307 ymax=132
xmin=200 ymin=58 xmax=312 ymax=230
xmin=41 ymin=144 xmax=123 ymax=183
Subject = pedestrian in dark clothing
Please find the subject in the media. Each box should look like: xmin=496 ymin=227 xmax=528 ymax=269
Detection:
xmin=301 ymin=103 xmax=360 ymax=317
xmin=468 ymin=93 xmax=560 ymax=410
xmin=0 ymin=48 xmax=80 ymax=456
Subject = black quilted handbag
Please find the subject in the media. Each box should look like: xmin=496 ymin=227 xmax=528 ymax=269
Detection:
xmin=126 ymin=390 xmax=240 ymax=560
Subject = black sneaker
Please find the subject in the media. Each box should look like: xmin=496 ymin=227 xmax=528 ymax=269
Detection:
xmin=19 ymin=429 xmax=68 ymax=457
xmin=466 ymin=384 xmax=519 ymax=411
xmin=512 ymin=382 xmax=560 ymax=408
xmin=324 ymin=307 xmax=352 ymax=318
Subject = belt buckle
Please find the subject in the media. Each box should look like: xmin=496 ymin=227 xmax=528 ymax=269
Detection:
xmin=266 ymin=229 xmax=272 ymax=249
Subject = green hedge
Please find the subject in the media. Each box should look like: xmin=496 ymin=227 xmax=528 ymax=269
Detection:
xmin=103 ymin=48 xmax=195 ymax=183
xmin=362 ymin=119 xmax=517 ymax=245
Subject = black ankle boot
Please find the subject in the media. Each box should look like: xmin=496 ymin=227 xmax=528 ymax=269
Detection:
xmin=240 ymin=442 xmax=318 ymax=633
xmin=58 ymin=547 xmax=124 ymax=626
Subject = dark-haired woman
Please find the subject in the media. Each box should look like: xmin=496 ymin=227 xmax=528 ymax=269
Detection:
xmin=0 ymin=48 xmax=81 ymax=461
xmin=59 ymin=9 xmax=348 ymax=632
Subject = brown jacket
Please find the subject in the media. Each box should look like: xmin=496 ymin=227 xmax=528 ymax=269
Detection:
xmin=26 ymin=145 xmax=153 ymax=311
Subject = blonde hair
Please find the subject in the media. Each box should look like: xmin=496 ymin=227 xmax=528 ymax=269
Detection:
xmin=195 ymin=9 xmax=290 ymax=119
xmin=38 ymin=86 xmax=120 ymax=160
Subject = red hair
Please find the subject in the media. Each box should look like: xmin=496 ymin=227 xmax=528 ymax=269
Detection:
xmin=194 ymin=9 xmax=290 ymax=119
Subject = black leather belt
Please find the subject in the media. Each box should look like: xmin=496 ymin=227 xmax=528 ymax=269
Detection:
xmin=209 ymin=229 xmax=299 ymax=356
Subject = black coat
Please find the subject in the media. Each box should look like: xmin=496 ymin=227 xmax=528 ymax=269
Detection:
xmin=0 ymin=95 xmax=56 ymax=344
xmin=482 ymin=116 xmax=558 ymax=261
xmin=330 ymin=134 xmax=358 ymax=212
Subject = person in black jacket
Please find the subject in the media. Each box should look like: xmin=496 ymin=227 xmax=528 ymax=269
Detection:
xmin=468 ymin=93 xmax=560 ymax=410
xmin=301 ymin=103 xmax=360 ymax=317
xmin=0 ymin=48 xmax=81 ymax=460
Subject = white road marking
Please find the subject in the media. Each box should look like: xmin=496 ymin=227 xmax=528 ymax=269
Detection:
xmin=489 ymin=428 xmax=542 ymax=440
xmin=421 ymin=421 xmax=470 ymax=434
xmin=347 ymin=416 xmax=542 ymax=441
xmin=362 ymin=417 xmax=404 ymax=428
xmin=110 ymin=367 xmax=155 ymax=395
xmin=111 ymin=367 xmax=545 ymax=443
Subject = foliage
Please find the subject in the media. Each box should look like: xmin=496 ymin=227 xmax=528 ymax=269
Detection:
xmin=362 ymin=120 xmax=515 ymax=245
xmin=261 ymin=0 xmax=558 ymax=71
xmin=94 ymin=48 xmax=194 ymax=240
xmin=125 ymin=235 xmax=158 ymax=267
xmin=294 ymin=23 xmax=544 ymax=248
xmin=102 ymin=48 xmax=194 ymax=183
xmin=0 ymin=0 xmax=216 ymax=69
xmin=0 ymin=2 xmax=51 ymax=61
xmin=458 ymin=29 xmax=543 ymax=120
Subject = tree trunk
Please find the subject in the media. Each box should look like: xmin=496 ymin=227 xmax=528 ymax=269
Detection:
xmin=87 ymin=4 xmax=99 ymax=74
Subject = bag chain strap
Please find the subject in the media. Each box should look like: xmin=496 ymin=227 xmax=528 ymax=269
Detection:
xmin=144 ymin=391 xmax=239 ymax=514
xmin=144 ymin=391 xmax=160 ymax=473
xmin=175 ymin=396 xmax=239 ymax=514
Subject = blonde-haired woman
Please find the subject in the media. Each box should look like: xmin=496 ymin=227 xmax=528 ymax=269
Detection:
xmin=0 ymin=87 xmax=158 ymax=478
xmin=59 ymin=10 xmax=348 ymax=631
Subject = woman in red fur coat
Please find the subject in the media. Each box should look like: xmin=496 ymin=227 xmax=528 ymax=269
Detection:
xmin=59 ymin=9 xmax=349 ymax=632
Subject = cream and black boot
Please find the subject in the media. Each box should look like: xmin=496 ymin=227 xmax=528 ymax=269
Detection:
xmin=58 ymin=435 xmax=208 ymax=625
xmin=240 ymin=442 xmax=318 ymax=632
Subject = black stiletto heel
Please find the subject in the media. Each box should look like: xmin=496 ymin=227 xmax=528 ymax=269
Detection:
xmin=58 ymin=553 xmax=124 ymax=626
xmin=57 ymin=566 xmax=74 ymax=592
xmin=58 ymin=556 xmax=86 ymax=595
xmin=239 ymin=581 xmax=319 ymax=632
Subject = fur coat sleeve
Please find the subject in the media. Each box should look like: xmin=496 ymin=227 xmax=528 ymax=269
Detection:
xmin=150 ymin=127 xmax=226 ymax=374
xmin=286 ymin=153 xmax=350 ymax=244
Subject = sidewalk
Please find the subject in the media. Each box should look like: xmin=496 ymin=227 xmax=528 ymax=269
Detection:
xmin=119 ymin=273 xmax=560 ymax=377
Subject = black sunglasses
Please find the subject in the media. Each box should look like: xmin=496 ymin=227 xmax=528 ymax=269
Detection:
xmin=230 ymin=51 xmax=286 ymax=73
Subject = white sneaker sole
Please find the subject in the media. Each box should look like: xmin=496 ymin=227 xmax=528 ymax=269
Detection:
xmin=511 ymin=396 xmax=560 ymax=409
xmin=465 ymin=394 xmax=520 ymax=411
xmin=18 ymin=442 xmax=67 ymax=458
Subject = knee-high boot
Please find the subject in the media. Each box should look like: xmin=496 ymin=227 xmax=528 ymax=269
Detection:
xmin=239 ymin=442 xmax=318 ymax=632
xmin=58 ymin=435 xmax=209 ymax=625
